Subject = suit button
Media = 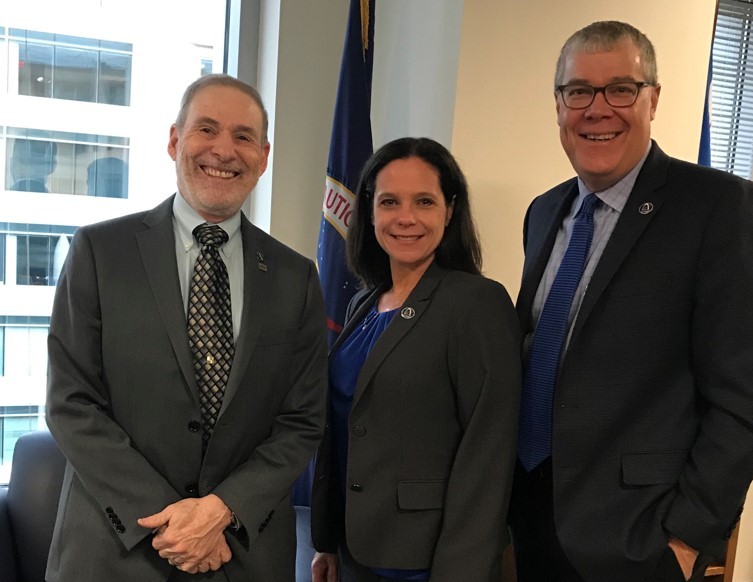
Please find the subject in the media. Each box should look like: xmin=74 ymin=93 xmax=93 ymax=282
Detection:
xmin=188 ymin=421 xmax=201 ymax=432
xmin=350 ymin=483 xmax=363 ymax=492
xmin=116 ymin=524 xmax=126 ymax=534
xmin=185 ymin=483 xmax=199 ymax=496
xmin=353 ymin=425 xmax=366 ymax=437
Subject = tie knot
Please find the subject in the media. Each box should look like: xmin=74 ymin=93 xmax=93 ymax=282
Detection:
xmin=578 ymin=193 xmax=600 ymax=219
xmin=194 ymin=223 xmax=228 ymax=248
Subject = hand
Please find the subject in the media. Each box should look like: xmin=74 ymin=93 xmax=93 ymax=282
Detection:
xmin=165 ymin=539 xmax=231 ymax=574
xmin=312 ymin=551 xmax=338 ymax=582
xmin=137 ymin=494 xmax=233 ymax=572
xmin=668 ymin=536 xmax=699 ymax=581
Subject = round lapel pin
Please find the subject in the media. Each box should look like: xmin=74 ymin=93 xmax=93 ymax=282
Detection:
xmin=639 ymin=202 xmax=654 ymax=215
xmin=400 ymin=306 xmax=415 ymax=319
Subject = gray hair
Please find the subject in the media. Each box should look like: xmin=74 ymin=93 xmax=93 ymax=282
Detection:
xmin=175 ymin=74 xmax=269 ymax=144
xmin=554 ymin=21 xmax=658 ymax=89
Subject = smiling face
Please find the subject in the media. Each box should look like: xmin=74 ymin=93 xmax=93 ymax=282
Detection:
xmin=168 ymin=84 xmax=270 ymax=222
xmin=557 ymin=38 xmax=660 ymax=192
xmin=372 ymin=156 xmax=453 ymax=276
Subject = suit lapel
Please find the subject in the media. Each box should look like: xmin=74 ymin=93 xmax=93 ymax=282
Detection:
xmin=136 ymin=196 xmax=196 ymax=398
xmin=517 ymin=180 xmax=579 ymax=333
xmin=221 ymin=216 xmax=268 ymax=410
xmin=350 ymin=263 xmax=449 ymax=411
xmin=329 ymin=286 xmax=384 ymax=359
xmin=570 ymin=143 xmax=670 ymax=341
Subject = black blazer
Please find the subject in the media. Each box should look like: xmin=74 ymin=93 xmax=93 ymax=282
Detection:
xmin=516 ymin=142 xmax=753 ymax=582
xmin=312 ymin=262 xmax=521 ymax=582
xmin=46 ymin=196 xmax=328 ymax=581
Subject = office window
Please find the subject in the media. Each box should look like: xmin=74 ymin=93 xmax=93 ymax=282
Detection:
xmin=5 ymin=129 xmax=130 ymax=198
xmin=0 ymin=234 xmax=5 ymax=284
xmin=710 ymin=0 xmax=753 ymax=178
xmin=15 ymin=234 xmax=70 ymax=286
xmin=0 ymin=406 xmax=42 ymax=464
xmin=0 ymin=0 xmax=229 ymax=485
xmin=0 ymin=321 xmax=48 ymax=377
xmin=12 ymin=29 xmax=132 ymax=106
xmin=201 ymin=59 xmax=213 ymax=77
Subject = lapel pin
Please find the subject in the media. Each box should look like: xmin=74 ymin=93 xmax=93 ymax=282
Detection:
xmin=400 ymin=306 xmax=415 ymax=319
xmin=639 ymin=202 xmax=654 ymax=215
xmin=256 ymin=251 xmax=267 ymax=272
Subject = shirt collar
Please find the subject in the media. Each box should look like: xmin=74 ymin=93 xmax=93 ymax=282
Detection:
xmin=172 ymin=193 xmax=242 ymax=253
xmin=576 ymin=142 xmax=652 ymax=214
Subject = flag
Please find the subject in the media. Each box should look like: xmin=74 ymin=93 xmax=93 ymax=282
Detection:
xmin=698 ymin=51 xmax=713 ymax=167
xmin=292 ymin=0 xmax=376 ymax=520
xmin=317 ymin=0 xmax=375 ymax=348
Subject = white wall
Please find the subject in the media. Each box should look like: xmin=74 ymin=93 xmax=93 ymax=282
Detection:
xmin=371 ymin=0 xmax=463 ymax=150
xmin=248 ymin=0 xmax=349 ymax=258
xmin=253 ymin=0 xmax=463 ymax=259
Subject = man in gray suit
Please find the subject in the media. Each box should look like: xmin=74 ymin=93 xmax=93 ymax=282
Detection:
xmin=511 ymin=21 xmax=753 ymax=582
xmin=46 ymin=74 xmax=328 ymax=581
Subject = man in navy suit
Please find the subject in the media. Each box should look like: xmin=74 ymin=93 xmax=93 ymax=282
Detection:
xmin=46 ymin=74 xmax=327 ymax=581
xmin=511 ymin=21 xmax=753 ymax=582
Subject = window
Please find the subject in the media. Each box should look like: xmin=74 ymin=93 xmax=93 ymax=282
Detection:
xmin=15 ymin=234 xmax=71 ymax=286
xmin=0 ymin=406 xmax=43 ymax=472
xmin=5 ymin=129 xmax=130 ymax=198
xmin=0 ymin=223 xmax=76 ymax=286
xmin=0 ymin=233 xmax=5 ymax=284
xmin=0 ymin=318 xmax=50 ymax=377
xmin=0 ymin=0 xmax=229 ymax=484
xmin=11 ymin=29 xmax=133 ymax=106
xmin=709 ymin=0 xmax=753 ymax=178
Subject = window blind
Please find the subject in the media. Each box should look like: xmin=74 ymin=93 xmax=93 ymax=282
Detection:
xmin=710 ymin=0 xmax=753 ymax=178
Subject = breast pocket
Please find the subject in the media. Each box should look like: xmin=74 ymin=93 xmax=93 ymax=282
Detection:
xmin=621 ymin=450 xmax=688 ymax=486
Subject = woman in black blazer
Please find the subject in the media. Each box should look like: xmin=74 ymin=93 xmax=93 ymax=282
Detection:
xmin=311 ymin=138 xmax=520 ymax=582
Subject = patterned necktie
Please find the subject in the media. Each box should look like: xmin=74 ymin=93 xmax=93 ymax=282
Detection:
xmin=518 ymin=193 xmax=600 ymax=472
xmin=187 ymin=223 xmax=234 ymax=452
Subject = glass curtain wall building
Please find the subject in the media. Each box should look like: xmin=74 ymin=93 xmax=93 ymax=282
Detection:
xmin=0 ymin=0 xmax=227 ymax=482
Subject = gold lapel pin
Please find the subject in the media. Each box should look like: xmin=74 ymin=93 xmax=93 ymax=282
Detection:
xmin=257 ymin=251 xmax=267 ymax=272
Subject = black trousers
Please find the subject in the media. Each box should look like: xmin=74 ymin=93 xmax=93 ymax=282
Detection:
xmin=337 ymin=545 xmax=399 ymax=582
xmin=509 ymin=458 xmax=710 ymax=582
xmin=168 ymin=568 xmax=230 ymax=581
xmin=509 ymin=458 xmax=587 ymax=582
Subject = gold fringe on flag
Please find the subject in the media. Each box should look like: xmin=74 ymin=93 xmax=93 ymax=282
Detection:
xmin=360 ymin=0 xmax=369 ymax=52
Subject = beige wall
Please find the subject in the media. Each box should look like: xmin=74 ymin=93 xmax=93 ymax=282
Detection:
xmin=451 ymin=2 xmax=753 ymax=580
xmin=452 ymin=1 xmax=716 ymax=298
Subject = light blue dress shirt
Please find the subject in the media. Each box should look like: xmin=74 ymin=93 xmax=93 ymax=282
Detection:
xmin=172 ymin=193 xmax=244 ymax=341
xmin=527 ymin=144 xmax=651 ymax=357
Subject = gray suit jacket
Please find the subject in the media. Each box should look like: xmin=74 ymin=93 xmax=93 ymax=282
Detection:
xmin=46 ymin=196 xmax=328 ymax=581
xmin=515 ymin=142 xmax=753 ymax=582
xmin=312 ymin=263 xmax=521 ymax=582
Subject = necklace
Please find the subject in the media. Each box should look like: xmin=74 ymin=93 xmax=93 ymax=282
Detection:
xmin=378 ymin=289 xmax=410 ymax=312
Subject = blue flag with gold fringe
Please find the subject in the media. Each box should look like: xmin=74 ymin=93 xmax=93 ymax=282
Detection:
xmin=317 ymin=0 xmax=375 ymax=347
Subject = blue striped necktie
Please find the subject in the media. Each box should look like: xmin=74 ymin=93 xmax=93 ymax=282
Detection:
xmin=518 ymin=193 xmax=600 ymax=472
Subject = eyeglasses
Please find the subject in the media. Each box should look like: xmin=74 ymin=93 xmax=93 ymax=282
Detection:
xmin=557 ymin=82 xmax=654 ymax=109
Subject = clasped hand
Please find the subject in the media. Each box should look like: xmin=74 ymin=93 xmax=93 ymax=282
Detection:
xmin=138 ymin=494 xmax=233 ymax=574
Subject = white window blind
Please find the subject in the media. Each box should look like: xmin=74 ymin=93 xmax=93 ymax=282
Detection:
xmin=711 ymin=0 xmax=753 ymax=178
